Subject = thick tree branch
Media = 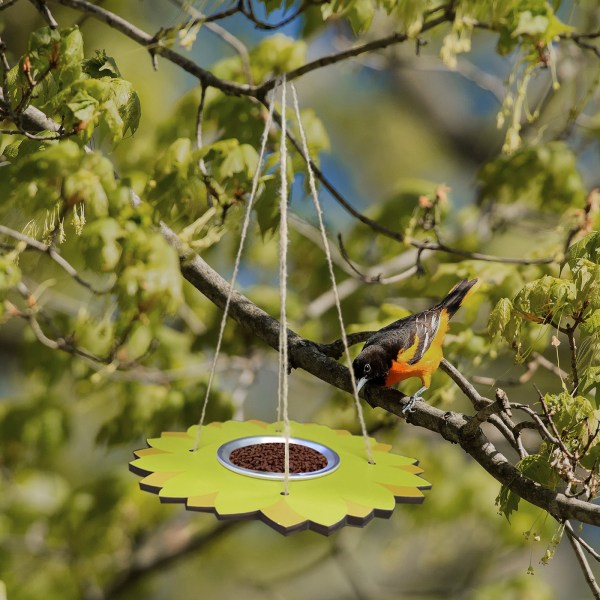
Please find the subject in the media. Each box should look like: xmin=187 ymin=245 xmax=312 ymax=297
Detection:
xmin=159 ymin=220 xmax=600 ymax=528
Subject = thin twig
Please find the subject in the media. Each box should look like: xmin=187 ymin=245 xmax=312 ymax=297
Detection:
xmin=565 ymin=521 xmax=600 ymax=563
xmin=569 ymin=36 xmax=600 ymax=59
xmin=439 ymin=358 xmax=491 ymax=410
xmin=240 ymin=0 xmax=315 ymax=30
xmin=488 ymin=414 xmax=527 ymax=458
xmin=0 ymin=225 xmax=112 ymax=294
xmin=337 ymin=233 xmax=417 ymax=284
xmin=169 ymin=0 xmax=253 ymax=84
xmin=194 ymin=83 xmax=218 ymax=208
xmin=273 ymin=105 xmax=558 ymax=267
xmin=101 ymin=521 xmax=242 ymax=600
xmin=28 ymin=0 xmax=58 ymax=27
xmin=0 ymin=127 xmax=75 ymax=140
xmin=565 ymin=521 xmax=600 ymax=599
xmin=511 ymin=403 xmax=562 ymax=447
xmin=48 ymin=0 xmax=452 ymax=99
xmin=567 ymin=325 xmax=580 ymax=393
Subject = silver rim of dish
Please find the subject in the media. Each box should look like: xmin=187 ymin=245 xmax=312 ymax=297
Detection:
xmin=216 ymin=435 xmax=341 ymax=481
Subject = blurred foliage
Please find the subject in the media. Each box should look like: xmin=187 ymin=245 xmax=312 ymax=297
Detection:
xmin=0 ymin=0 xmax=600 ymax=599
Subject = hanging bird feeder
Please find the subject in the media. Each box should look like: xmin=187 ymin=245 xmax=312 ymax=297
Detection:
xmin=130 ymin=77 xmax=430 ymax=535
xmin=130 ymin=420 xmax=430 ymax=535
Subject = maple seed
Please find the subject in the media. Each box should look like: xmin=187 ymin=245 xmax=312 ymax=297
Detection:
xmin=418 ymin=195 xmax=433 ymax=209
xmin=435 ymin=184 xmax=451 ymax=203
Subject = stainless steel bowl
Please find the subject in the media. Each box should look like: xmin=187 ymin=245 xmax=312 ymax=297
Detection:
xmin=216 ymin=435 xmax=341 ymax=480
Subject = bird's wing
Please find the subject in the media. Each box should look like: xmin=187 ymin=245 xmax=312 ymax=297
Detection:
xmin=364 ymin=309 xmax=441 ymax=365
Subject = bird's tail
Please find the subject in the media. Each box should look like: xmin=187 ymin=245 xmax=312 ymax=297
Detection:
xmin=436 ymin=278 xmax=479 ymax=318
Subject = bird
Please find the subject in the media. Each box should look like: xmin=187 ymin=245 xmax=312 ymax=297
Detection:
xmin=352 ymin=278 xmax=479 ymax=414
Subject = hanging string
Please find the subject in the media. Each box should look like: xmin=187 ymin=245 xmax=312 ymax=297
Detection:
xmin=192 ymin=82 xmax=278 ymax=452
xmin=290 ymin=83 xmax=374 ymax=465
xmin=278 ymin=75 xmax=292 ymax=495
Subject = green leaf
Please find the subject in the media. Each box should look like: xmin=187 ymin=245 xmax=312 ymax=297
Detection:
xmin=512 ymin=11 xmax=549 ymax=37
xmin=219 ymin=143 xmax=258 ymax=178
xmin=58 ymin=26 xmax=85 ymax=66
xmin=511 ymin=453 xmax=561 ymax=501
xmin=254 ymin=175 xmax=280 ymax=238
xmin=248 ymin=35 xmax=307 ymax=81
xmin=346 ymin=0 xmax=375 ymax=34
xmin=66 ymin=90 xmax=98 ymax=122
xmin=488 ymin=298 xmax=513 ymax=338
xmin=496 ymin=483 xmax=520 ymax=522
xmin=82 ymin=50 xmax=121 ymax=79
xmin=121 ymin=323 xmax=153 ymax=360
xmin=567 ymin=231 xmax=600 ymax=268
xmin=578 ymin=366 xmax=600 ymax=399
xmin=72 ymin=311 xmax=115 ymax=357
xmin=479 ymin=142 xmax=586 ymax=211
xmin=572 ymin=258 xmax=600 ymax=310
xmin=544 ymin=393 xmax=600 ymax=452
xmin=82 ymin=218 xmax=124 ymax=272
xmin=0 ymin=256 xmax=21 ymax=291
xmin=513 ymin=275 xmax=576 ymax=322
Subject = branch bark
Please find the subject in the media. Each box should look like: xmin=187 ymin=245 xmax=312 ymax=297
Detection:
xmin=160 ymin=221 xmax=600 ymax=528
xmin=565 ymin=521 xmax=600 ymax=600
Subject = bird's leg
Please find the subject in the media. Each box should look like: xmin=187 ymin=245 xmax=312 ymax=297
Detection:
xmin=402 ymin=386 xmax=428 ymax=414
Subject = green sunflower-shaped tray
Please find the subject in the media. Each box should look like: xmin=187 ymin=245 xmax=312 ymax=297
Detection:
xmin=129 ymin=420 xmax=431 ymax=535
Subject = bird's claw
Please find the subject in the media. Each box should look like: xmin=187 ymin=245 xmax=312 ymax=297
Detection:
xmin=402 ymin=395 xmax=423 ymax=415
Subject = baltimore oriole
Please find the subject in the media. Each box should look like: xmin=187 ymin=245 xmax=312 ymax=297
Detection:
xmin=353 ymin=278 xmax=479 ymax=413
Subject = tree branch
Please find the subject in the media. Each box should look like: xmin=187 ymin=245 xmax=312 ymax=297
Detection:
xmin=566 ymin=325 xmax=580 ymax=393
xmin=28 ymin=0 xmax=58 ymax=28
xmin=159 ymin=220 xmax=600 ymax=528
xmin=0 ymin=224 xmax=111 ymax=294
xmin=50 ymin=0 xmax=253 ymax=96
xmin=100 ymin=521 xmax=241 ymax=600
xmin=48 ymin=0 xmax=454 ymax=100
xmin=565 ymin=521 xmax=600 ymax=600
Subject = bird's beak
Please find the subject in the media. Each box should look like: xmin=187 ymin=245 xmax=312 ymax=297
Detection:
xmin=356 ymin=377 xmax=368 ymax=393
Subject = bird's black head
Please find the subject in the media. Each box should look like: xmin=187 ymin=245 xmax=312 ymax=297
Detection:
xmin=352 ymin=345 xmax=389 ymax=392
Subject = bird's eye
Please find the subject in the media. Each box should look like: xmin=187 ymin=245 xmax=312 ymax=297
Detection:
xmin=364 ymin=363 xmax=371 ymax=373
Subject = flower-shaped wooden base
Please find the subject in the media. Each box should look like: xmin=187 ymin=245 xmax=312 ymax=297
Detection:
xmin=130 ymin=420 xmax=431 ymax=535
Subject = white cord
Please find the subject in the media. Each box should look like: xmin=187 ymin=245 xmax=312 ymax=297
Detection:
xmin=278 ymin=75 xmax=292 ymax=494
xmin=290 ymin=83 xmax=374 ymax=464
xmin=192 ymin=84 xmax=278 ymax=451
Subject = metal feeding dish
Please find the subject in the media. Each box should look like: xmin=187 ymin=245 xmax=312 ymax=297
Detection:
xmin=216 ymin=435 xmax=341 ymax=481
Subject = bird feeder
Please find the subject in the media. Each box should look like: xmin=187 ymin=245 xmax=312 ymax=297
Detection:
xmin=130 ymin=420 xmax=430 ymax=535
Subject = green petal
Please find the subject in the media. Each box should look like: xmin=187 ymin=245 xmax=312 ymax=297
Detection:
xmin=285 ymin=489 xmax=348 ymax=527
xmin=214 ymin=481 xmax=281 ymax=515
xmin=308 ymin=470 xmax=397 ymax=511
xmin=159 ymin=470 xmax=222 ymax=499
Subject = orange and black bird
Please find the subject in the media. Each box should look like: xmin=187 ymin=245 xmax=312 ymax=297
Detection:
xmin=353 ymin=279 xmax=479 ymax=413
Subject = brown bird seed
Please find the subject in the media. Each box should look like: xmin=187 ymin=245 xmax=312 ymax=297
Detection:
xmin=229 ymin=442 xmax=327 ymax=473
